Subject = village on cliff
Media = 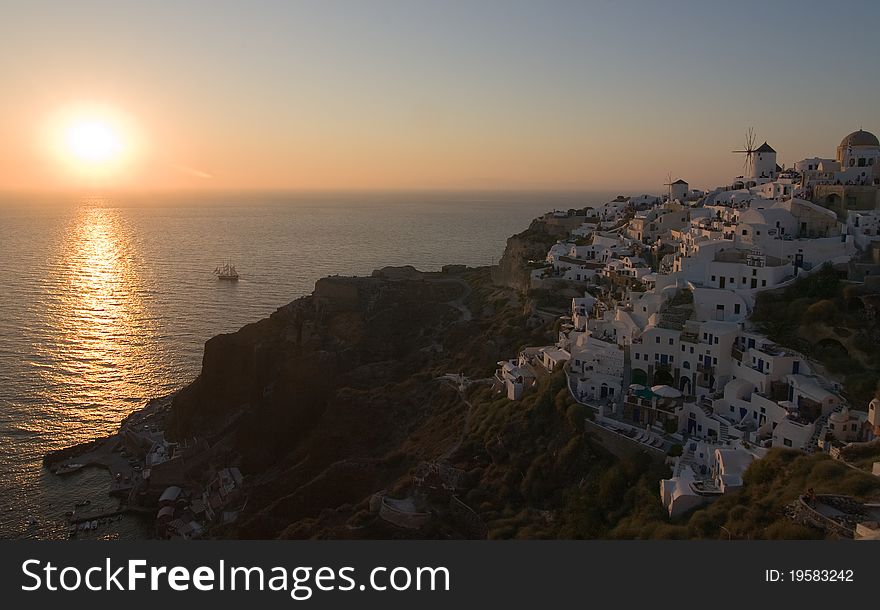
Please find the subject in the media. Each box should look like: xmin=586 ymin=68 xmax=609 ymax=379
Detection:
xmin=493 ymin=129 xmax=880 ymax=534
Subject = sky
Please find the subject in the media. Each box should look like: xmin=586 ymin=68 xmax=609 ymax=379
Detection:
xmin=1 ymin=0 xmax=878 ymax=194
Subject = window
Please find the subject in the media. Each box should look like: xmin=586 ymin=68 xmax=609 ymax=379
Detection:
xmin=742 ymin=229 xmax=747 ymax=235
xmin=656 ymin=336 xmax=660 ymax=344
xmin=762 ymin=280 xmax=767 ymax=287
xmin=783 ymin=438 xmax=792 ymax=447
xmin=668 ymin=338 xmax=673 ymax=345
xmin=734 ymin=304 xmax=741 ymax=314
xmin=714 ymin=337 xmax=719 ymax=344
xmin=752 ymin=269 xmax=757 ymax=276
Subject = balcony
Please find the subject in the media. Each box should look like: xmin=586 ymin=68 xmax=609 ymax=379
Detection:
xmin=697 ymin=363 xmax=714 ymax=374
xmin=731 ymin=347 xmax=743 ymax=362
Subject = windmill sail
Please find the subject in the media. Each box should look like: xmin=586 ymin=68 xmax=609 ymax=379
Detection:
xmin=732 ymin=127 xmax=758 ymax=178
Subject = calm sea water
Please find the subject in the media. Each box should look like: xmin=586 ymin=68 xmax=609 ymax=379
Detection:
xmin=0 ymin=191 xmax=606 ymax=539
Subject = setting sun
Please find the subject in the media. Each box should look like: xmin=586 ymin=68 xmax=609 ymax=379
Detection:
xmin=65 ymin=120 xmax=123 ymax=164
xmin=41 ymin=102 xmax=141 ymax=183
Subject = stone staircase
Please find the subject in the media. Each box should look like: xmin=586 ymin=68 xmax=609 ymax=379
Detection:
xmin=719 ymin=421 xmax=730 ymax=443
xmin=805 ymin=405 xmax=845 ymax=453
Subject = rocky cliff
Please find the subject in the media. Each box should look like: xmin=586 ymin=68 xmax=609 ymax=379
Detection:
xmin=165 ymin=265 xmax=558 ymax=538
xmin=491 ymin=218 xmax=560 ymax=291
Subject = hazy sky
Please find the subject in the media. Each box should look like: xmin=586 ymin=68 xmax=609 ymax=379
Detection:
xmin=1 ymin=0 xmax=878 ymax=193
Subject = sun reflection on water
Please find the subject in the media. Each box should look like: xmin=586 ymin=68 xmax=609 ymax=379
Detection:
xmin=0 ymin=202 xmax=181 ymax=538
xmin=41 ymin=204 xmax=165 ymax=427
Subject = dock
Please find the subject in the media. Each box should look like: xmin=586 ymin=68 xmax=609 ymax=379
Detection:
xmin=68 ymin=505 xmax=152 ymax=525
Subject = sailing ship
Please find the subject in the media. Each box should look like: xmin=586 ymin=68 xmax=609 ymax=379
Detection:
xmin=214 ymin=262 xmax=239 ymax=281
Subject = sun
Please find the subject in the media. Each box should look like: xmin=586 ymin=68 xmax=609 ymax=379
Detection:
xmin=44 ymin=102 xmax=141 ymax=180
xmin=65 ymin=120 xmax=123 ymax=163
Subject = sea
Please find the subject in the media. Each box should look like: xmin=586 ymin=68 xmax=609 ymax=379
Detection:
xmin=0 ymin=190 xmax=611 ymax=539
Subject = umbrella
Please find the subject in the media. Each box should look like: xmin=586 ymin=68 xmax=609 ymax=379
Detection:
xmin=651 ymin=384 xmax=682 ymax=398
xmin=629 ymin=383 xmax=645 ymax=390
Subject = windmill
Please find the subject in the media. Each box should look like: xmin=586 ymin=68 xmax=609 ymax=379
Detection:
xmin=732 ymin=127 xmax=758 ymax=178
xmin=662 ymin=172 xmax=674 ymax=202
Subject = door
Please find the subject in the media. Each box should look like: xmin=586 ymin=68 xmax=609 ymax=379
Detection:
xmin=720 ymin=276 xmax=726 ymax=288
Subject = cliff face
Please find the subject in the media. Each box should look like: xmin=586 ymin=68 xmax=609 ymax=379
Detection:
xmin=491 ymin=219 xmax=560 ymax=291
xmin=162 ymin=215 xmax=627 ymax=539
xmin=167 ymin=267 xmax=540 ymax=538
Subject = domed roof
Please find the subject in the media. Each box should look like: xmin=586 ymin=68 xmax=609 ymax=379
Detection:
xmin=840 ymin=129 xmax=879 ymax=148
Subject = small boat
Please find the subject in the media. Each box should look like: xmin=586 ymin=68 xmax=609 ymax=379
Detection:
xmin=75 ymin=499 xmax=91 ymax=508
xmin=90 ymin=520 xmax=98 ymax=530
xmin=55 ymin=462 xmax=85 ymax=475
xmin=213 ymin=262 xmax=239 ymax=281
xmin=25 ymin=516 xmax=38 ymax=527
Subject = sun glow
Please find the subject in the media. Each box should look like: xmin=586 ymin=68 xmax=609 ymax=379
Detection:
xmin=65 ymin=121 xmax=123 ymax=163
xmin=45 ymin=102 xmax=141 ymax=181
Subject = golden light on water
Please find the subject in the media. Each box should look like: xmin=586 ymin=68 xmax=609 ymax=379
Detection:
xmin=41 ymin=205 xmax=165 ymax=428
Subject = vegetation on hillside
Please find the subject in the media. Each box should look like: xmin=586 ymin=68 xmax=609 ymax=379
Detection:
xmin=455 ymin=369 xmax=670 ymax=539
xmin=613 ymin=449 xmax=880 ymax=539
xmin=751 ymin=264 xmax=880 ymax=407
xmin=457 ymin=372 xmax=880 ymax=539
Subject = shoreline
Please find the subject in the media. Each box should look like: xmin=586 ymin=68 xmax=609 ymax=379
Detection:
xmin=43 ymin=395 xmax=175 ymax=537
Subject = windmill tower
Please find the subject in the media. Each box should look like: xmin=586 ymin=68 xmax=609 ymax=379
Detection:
xmin=663 ymin=172 xmax=689 ymax=203
xmin=663 ymin=172 xmax=674 ymax=202
xmin=732 ymin=127 xmax=759 ymax=180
